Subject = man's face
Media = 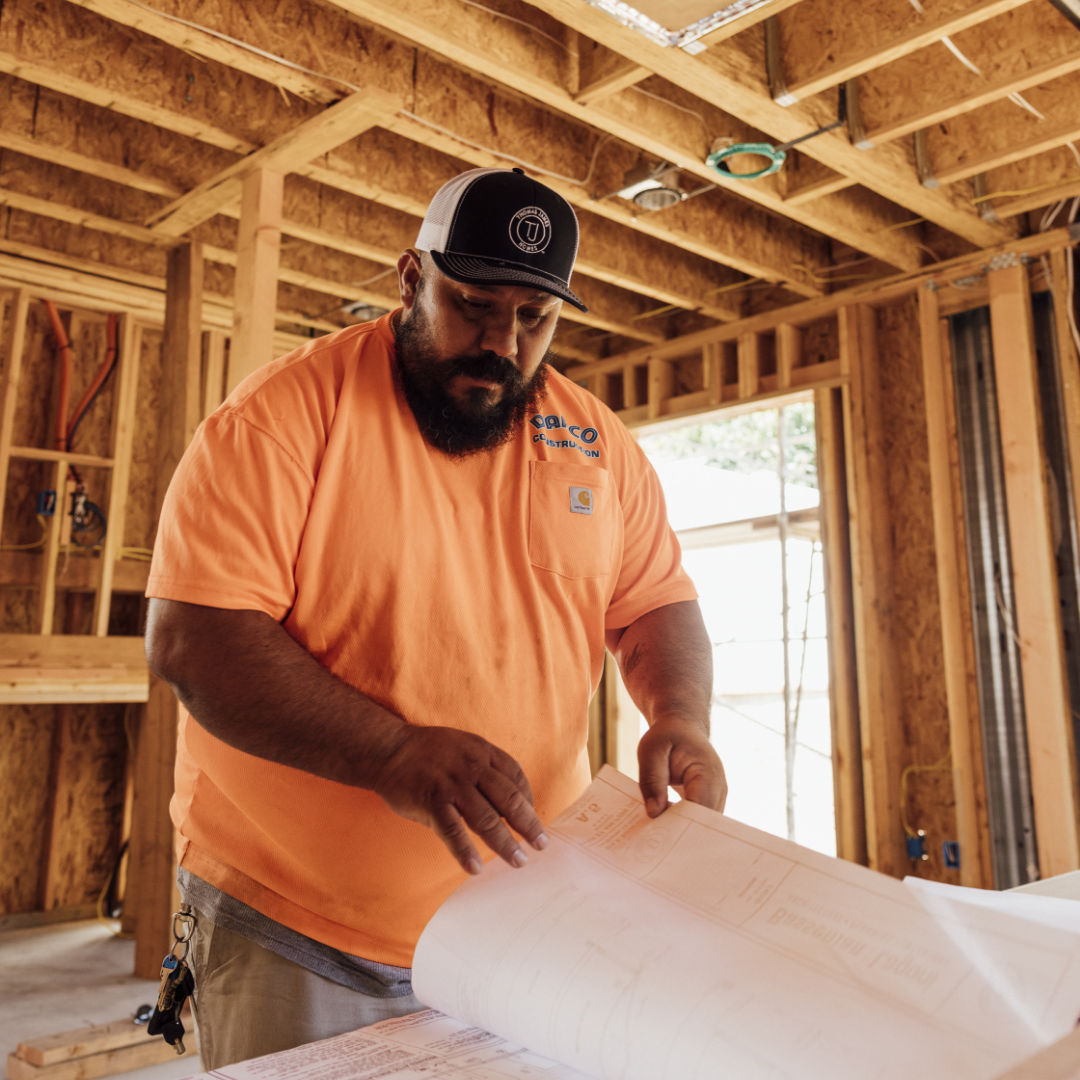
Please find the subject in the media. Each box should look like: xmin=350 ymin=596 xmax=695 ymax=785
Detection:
xmin=393 ymin=250 xmax=562 ymax=457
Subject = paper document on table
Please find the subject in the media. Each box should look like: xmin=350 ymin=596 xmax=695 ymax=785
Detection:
xmin=184 ymin=1009 xmax=597 ymax=1080
xmin=414 ymin=766 xmax=1080 ymax=1080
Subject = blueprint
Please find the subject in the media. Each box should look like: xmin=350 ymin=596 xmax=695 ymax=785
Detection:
xmin=189 ymin=1009 xmax=596 ymax=1080
xmin=412 ymin=767 xmax=1080 ymax=1080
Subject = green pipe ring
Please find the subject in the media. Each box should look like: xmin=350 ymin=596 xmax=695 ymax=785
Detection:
xmin=706 ymin=143 xmax=787 ymax=181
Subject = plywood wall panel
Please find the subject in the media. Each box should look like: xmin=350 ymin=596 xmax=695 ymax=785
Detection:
xmin=46 ymin=703 xmax=128 ymax=909
xmin=0 ymin=704 xmax=58 ymax=914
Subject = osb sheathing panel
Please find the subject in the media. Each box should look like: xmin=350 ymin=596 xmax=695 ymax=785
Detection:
xmin=46 ymin=702 xmax=129 ymax=910
xmin=874 ymin=295 xmax=958 ymax=883
xmin=858 ymin=4 xmax=1080 ymax=141
xmin=801 ymin=316 xmax=840 ymax=366
xmin=775 ymin=0 xmax=988 ymax=89
xmin=2 ymin=207 xmax=168 ymax=280
xmin=926 ymin=69 xmax=1080 ymax=180
xmin=0 ymin=147 xmax=168 ymax=232
xmin=0 ymin=704 xmax=57 ymax=914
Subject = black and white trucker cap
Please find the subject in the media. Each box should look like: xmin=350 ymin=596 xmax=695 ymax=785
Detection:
xmin=416 ymin=167 xmax=588 ymax=312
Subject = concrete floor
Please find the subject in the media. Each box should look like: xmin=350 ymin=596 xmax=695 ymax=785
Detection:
xmin=1 ymin=920 xmax=202 ymax=1080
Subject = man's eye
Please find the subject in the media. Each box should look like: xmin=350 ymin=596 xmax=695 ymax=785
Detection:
xmin=521 ymin=311 xmax=547 ymax=325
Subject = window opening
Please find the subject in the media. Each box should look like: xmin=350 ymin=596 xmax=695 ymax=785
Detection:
xmin=639 ymin=401 xmax=835 ymax=855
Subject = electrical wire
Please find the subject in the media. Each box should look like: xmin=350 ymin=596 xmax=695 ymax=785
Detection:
xmin=875 ymin=217 xmax=925 ymax=233
xmin=43 ymin=301 xmax=72 ymax=454
xmin=631 ymin=86 xmax=710 ymax=139
xmin=792 ymin=262 xmax=880 ymax=284
xmin=0 ymin=515 xmax=49 ymax=551
xmin=400 ymin=113 xmax=614 ymax=188
xmin=455 ymin=0 xmax=572 ymax=53
xmin=118 ymin=546 xmax=154 ymax=562
xmin=900 ymin=751 xmax=952 ymax=838
xmin=96 ymin=839 xmax=133 ymax=939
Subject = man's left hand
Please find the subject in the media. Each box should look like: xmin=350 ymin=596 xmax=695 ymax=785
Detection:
xmin=638 ymin=717 xmax=727 ymax=817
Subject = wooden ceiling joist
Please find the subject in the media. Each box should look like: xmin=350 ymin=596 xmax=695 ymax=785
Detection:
xmin=857 ymin=2 xmax=1080 ymax=147
xmin=773 ymin=0 xmax=1036 ymax=103
xmin=48 ymin=0 xmax=834 ymax=292
xmin=524 ymin=0 xmax=1014 ymax=246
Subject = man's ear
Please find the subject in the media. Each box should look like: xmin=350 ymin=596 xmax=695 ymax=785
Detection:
xmin=397 ymin=249 xmax=423 ymax=312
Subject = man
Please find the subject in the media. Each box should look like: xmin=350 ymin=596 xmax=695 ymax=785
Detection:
xmin=145 ymin=167 xmax=725 ymax=1069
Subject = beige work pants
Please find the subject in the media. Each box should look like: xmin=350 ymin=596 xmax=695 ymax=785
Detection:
xmin=189 ymin=907 xmax=426 ymax=1071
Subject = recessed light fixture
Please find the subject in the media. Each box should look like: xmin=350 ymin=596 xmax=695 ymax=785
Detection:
xmin=583 ymin=0 xmax=785 ymax=52
xmin=612 ymin=162 xmax=685 ymax=210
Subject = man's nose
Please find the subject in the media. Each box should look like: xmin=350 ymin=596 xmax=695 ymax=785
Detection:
xmin=479 ymin=312 xmax=519 ymax=362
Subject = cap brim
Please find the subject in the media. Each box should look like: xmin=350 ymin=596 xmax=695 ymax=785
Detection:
xmin=430 ymin=250 xmax=588 ymax=313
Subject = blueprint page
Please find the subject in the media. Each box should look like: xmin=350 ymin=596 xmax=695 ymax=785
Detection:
xmin=182 ymin=1009 xmax=599 ymax=1080
xmin=413 ymin=767 xmax=1080 ymax=1080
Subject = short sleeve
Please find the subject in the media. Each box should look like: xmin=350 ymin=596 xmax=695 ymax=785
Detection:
xmin=605 ymin=459 xmax=697 ymax=630
xmin=146 ymin=412 xmax=315 ymax=620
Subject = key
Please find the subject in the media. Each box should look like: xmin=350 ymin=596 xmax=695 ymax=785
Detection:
xmin=148 ymin=958 xmax=194 ymax=1055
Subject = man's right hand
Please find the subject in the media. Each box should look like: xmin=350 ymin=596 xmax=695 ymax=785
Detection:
xmin=374 ymin=726 xmax=548 ymax=874
xmin=146 ymin=598 xmax=545 ymax=876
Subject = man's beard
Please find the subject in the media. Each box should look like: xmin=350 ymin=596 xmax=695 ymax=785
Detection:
xmin=394 ymin=306 xmax=550 ymax=458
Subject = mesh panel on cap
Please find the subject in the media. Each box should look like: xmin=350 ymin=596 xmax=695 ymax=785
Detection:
xmin=415 ymin=168 xmax=508 ymax=252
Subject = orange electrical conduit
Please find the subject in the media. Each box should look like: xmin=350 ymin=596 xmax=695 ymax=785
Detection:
xmin=43 ymin=302 xmax=120 ymax=456
xmin=43 ymin=300 xmax=72 ymax=453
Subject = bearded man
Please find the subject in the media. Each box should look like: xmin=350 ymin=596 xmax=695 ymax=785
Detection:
xmin=145 ymin=168 xmax=726 ymax=1069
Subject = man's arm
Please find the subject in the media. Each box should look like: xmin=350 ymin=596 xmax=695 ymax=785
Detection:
xmin=145 ymin=598 xmax=547 ymax=874
xmin=605 ymin=600 xmax=726 ymax=817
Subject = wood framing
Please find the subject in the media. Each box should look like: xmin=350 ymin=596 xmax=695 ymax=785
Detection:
xmin=918 ymin=285 xmax=992 ymax=889
xmin=988 ymin=261 xmax=1080 ymax=878
xmin=0 ymin=635 xmax=149 ymax=703
xmin=229 ymin=171 xmax=283 ymax=392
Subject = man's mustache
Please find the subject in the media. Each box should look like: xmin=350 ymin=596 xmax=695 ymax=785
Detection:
xmin=445 ymin=352 xmax=524 ymax=388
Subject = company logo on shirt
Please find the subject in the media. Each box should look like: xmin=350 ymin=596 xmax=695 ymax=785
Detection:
xmin=569 ymin=487 xmax=593 ymax=515
xmin=529 ymin=414 xmax=601 ymax=459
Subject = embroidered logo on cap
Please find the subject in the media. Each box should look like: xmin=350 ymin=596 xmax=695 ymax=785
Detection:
xmin=510 ymin=206 xmax=552 ymax=254
xmin=569 ymin=487 xmax=593 ymax=515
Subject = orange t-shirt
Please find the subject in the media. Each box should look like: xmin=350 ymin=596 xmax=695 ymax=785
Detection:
xmin=148 ymin=313 xmax=696 ymax=967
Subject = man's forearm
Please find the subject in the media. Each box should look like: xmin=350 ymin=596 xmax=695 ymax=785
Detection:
xmin=144 ymin=598 xmax=547 ymax=872
xmin=146 ymin=599 xmax=407 ymax=789
xmin=606 ymin=600 xmax=726 ymax=814
xmin=606 ymin=600 xmax=713 ymax=732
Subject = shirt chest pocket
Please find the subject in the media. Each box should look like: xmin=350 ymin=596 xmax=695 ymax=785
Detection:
xmin=528 ymin=461 xmax=616 ymax=579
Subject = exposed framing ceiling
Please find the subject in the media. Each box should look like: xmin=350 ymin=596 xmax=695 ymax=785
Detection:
xmin=0 ymin=0 xmax=1076 ymax=361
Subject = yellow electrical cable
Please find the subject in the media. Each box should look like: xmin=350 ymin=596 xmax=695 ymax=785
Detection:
xmin=118 ymin=547 xmax=154 ymax=562
xmin=704 ymin=278 xmax=760 ymax=297
xmin=792 ymin=263 xmax=880 ymax=284
xmin=900 ymin=751 xmax=952 ymax=839
xmin=972 ymin=179 xmax=1080 ymax=205
xmin=876 ymin=217 xmax=925 ymax=233
xmin=96 ymin=847 xmax=133 ymax=939
xmin=0 ymin=515 xmax=50 ymax=551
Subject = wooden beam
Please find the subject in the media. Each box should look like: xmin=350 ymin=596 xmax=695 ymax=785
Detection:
xmin=36 ymin=457 xmax=67 ymax=636
xmin=0 ymin=634 xmax=149 ymax=703
xmin=0 ymin=550 xmax=150 ymax=593
xmin=514 ymin=0 xmax=1013 ymax=248
xmin=839 ymin=303 xmax=903 ymax=875
xmin=129 ymin=676 xmax=181 ymax=978
xmin=776 ymin=0 xmax=1035 ymax=103
xmin=16 ymin=0 xmax=833 ymax=293
xmin=814 ymin=385 xmax=866 ymax=866
xmin=202 ymin=330 xmax=227 ymax=419
xmin=573 ymin=61 xmax=650 ymax=106
xmin=228 ymin=171 xmax=282 ymax=394
xmin=918 ymin=284 xmax=991 ymax=889
xmin=157 ymin=243 xmax=204 ymax=525
xmin=0 ymin=289 xmax=31 ymax=561
xmin=92 ymin=316 xmax=141 ymax=636
xmin=988 ymin=261 xmax=1080 ymax=878
xmin=926 ymin=71 xmax=1080 ymax=185
xmin=147 ymin=88 xmax=403 ymax=237
xmin=859 ymin=3 xmax=1080 ymax=147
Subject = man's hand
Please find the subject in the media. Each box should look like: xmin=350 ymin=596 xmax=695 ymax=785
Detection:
xmin=606 ymin=600 xmax=727 ymax=817
xmin=146 ymin=598 xmax=546 ymax=875
xmin=374 ymin=726 xmax=548 ymax=874
xmin=638 ymin=717 xmax=726 ymax=817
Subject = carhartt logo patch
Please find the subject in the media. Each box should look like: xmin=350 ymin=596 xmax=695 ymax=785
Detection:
xmin=569 ymin=487 xmax=593 ymax=515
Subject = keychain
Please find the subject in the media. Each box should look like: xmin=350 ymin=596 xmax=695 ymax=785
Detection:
xmin=147 ymin=905 xmax=197 ymax=1055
